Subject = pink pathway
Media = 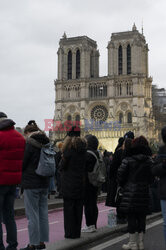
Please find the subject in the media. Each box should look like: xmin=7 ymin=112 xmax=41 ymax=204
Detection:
xmin=2 ymin=202 xmax=112 ymax=248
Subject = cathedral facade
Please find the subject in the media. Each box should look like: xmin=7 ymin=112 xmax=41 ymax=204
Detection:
xmin=53 ymin=24 xmax=156 ymax=151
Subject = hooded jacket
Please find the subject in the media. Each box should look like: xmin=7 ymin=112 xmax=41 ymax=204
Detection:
xmin=21 ymin=132 xmax=50 ymax=189
xmin=117 ymin=145 xmax=153 ymax=214
xmin=0 ymin=119 xmax=25 ymax=185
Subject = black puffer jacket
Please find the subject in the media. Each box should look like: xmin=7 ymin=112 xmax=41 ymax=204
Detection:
xmin=117 ymin=147 xmax=153 ymax=214
xmin=60 ymin=141 xmax=87 ymax=200
xmin=152 ymin=144 xmax=166 ymax=200
xmin=21 ymin=132 xmax=50 ymax=189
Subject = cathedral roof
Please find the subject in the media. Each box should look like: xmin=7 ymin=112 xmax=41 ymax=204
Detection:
xmin=111 ymin=24 xmax=145 ymax=43
xmin=60 ymin=35 xmax=97 ymax=47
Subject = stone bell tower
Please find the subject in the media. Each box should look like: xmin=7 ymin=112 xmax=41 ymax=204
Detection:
xmin=57 ymin=32 xmax=99 ymax=81
xmin=108 ymin=23 xmax=148 ymax=77
xmin=107 ymin=23 xmax=154 ymax=140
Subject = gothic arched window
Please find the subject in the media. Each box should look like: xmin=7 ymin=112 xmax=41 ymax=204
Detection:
xmin=67 ymin=115 xmax=72 ymax=121
xmin=118 ymin=83 xmax=122 ymax=96
xmin=119 ymin=113 xmax=123 ymax=124
xmin=76 ymin=50 xmax=80 ymax=79
xmin=68 ymin=50 xmax=72 ymax=80
xmin=118 ymin=45 xmax=123 ymax=75
xmin=127 ymin=112 xmax=132 ymax=123
xmin=127 ymin=45 xmax=131 ymax=75
xmin=126 ymin=83 xmax=129 ymax=95
xmin=75 ymin=114 xmax=80 ymax=121
xmin=89 ymin=85 xmax=92 ymax=98
xmin=90 ymin=51 xmax=94 ymax=78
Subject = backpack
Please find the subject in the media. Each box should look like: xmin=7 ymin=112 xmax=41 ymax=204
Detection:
xmin=87 ymin=150 xmax=106 ymax=187
xmin=35 ymin=143 xmax=56 ymax=177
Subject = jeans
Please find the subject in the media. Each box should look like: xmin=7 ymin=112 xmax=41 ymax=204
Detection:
xmin=161 ymin=200 xmax=166 ymax=245
xmin=24 ymin=189 xmax=49 ymax=245
xmin=48 ymin=177 xmax=56 ymax=194
xmin=0 ymin=185 xmax=17 ymax=250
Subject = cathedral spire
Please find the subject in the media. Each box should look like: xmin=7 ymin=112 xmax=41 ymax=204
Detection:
xmin=141 ymin=20 xmax=144 ymax=35
xmin=62 ymin=32 xmax=67 ymax=39
xmin=132 ymin=23 xmax=137 ymax=31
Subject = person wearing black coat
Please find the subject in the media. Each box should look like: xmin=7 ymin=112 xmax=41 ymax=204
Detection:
xmin=106 ymin=136 xmax=127 ymax=224
xmin=152 ymin=126 xmax=166 ymax=245
xmin=81 ymin=135 xmax=99 ymax=233
xmin=106 ymin=137 xmax=124 ymax=208
xmin=21 ymin=121 xmax=50 ymax=250
xmin=59 ymin=130 xmax=87 ymax=239
xmin=117 ymin=136 xmax=153 ymax=250
xmin=106 ymin=133 xmax=134 ymax=224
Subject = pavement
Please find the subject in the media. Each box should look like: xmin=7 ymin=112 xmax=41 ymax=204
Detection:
xmin=14 ymin=194 xmax=162 ymax=250
xmin=100 ymin=219 xmax=165 ymax=250
xmin=47 ymin=212 xmax=162 ymax=250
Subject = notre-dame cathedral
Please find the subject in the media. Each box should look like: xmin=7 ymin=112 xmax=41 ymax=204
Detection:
xmin=52 ymin=24 xmax=157 ymax=151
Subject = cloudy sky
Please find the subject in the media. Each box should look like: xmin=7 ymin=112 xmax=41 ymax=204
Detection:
xmin=0 ymin=0 xmax=166 ymax=130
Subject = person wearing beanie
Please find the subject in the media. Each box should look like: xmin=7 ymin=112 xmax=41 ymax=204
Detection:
xmin=0 ymin=112 xmax=25 ymax=250
xmin=152 ymin=126 xmax=166 ymax=245
xmin=59 ymin=133 xmax=87 ymax=239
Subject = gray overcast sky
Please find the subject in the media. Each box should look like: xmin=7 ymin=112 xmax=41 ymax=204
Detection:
xmin=0 ymin=0 xmax=166 ymax=130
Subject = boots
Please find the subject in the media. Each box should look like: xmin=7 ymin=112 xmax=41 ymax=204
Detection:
xmin=138 ymin=232 xmax=144 ymax=250
xmin=122 ymin=233 xmax=138 ymax=250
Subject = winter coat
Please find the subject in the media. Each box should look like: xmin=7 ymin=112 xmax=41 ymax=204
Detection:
xmin=117 ymin=146 xmax=153 ymax=214
xmin=152 ymin=144 xmax=166 ymax=200
xmin=0 ymin=119 xmax=25 ymax=185
xmin=106 ymin=147 xmax=123 ymax=207
xmin=60 ymin=142 xmax=87 ymax=200
xmin=21 ymin=132 xmax=50 ymax=189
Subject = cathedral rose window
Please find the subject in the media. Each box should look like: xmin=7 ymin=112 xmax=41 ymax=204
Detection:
xmin=91 ymin=105 xmax=108 ymax=121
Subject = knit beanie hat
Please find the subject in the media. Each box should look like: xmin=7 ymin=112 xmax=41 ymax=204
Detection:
xmin=124 ymin=131 xmax=134 ymax=140
xmin=0 ymin=112 xmax=7 ymax=122
xmin=0 ymin=112 xmax=7 ymax=118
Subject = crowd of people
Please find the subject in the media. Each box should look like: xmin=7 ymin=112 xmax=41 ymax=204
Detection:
xmin=0 ymin=111 xmax=166 ymax=250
